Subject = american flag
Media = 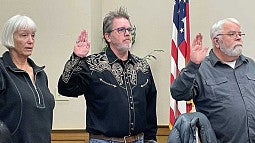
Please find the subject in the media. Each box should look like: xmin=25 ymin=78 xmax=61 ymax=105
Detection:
xmin=169 ymin=0 xmax=193 ymax=129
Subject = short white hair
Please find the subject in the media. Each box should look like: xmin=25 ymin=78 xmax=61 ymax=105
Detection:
xmin=210 ymin=18 xmax=240 ymax=40
xmin=1 ymin=15 xmax=37 ymax=49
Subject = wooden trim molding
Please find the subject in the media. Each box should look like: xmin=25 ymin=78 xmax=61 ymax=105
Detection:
xmin=51 ymin=126 xmax=170 ymax=142
xmin=51 ymin=130 xmax=88 ymax=141
xmin=157 ymin=125 xmax=170 ymax=136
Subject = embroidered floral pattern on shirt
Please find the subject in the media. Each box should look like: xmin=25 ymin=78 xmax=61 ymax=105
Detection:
xmin=62 ymin=53 xmax=150 ymax=86
xmin=111 ymin=62 xmax=124 ymax=85
xmin=62 ymin=54 xmax=149 ymax=85
xmin=62 ymin=56 xmax=83 ymax=83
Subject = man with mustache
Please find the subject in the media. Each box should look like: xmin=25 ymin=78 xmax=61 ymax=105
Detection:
xmin=58 ymin=7 xmax=157 ymax=143
xmin=170 ymin=18 xmax=255 ymax=142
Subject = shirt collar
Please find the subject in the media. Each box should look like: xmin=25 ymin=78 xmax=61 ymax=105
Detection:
xmin=1 ymin=51 xmax=45 ymax=72
xmin=105 ymin=47 xmax=136 ymax=64
xmin=209 ymin=49 xmax=248 ymax=67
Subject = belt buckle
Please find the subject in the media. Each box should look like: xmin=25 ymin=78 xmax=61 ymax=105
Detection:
xmin=123 ymin=135 xmax=130 ymax=143
xmin=124 ymin=134 xmax=141 ymax=143
xmin=123 ymin=135 xmax=132 ymax=143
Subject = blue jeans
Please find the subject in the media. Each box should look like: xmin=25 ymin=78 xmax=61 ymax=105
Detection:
xmin=89 ymin=136 xmax=144 ymax=143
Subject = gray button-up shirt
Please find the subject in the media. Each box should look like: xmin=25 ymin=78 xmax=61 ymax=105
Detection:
xmin=171 ymin=49 xmax=255 ymax=143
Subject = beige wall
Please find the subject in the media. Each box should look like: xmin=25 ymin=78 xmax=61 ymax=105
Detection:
xmin=1 ymin=0 xmax=255 ymax=129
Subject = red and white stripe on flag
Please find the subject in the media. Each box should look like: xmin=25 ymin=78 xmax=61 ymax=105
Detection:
xmin=169 ymin=0 xmax=193 ymax=129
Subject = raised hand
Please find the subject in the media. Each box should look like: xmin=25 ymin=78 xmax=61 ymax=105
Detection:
xmin=73 ymin=29 xmax=90 ymax=58
xmin=190 ymin=33 xmax=209 ymax=64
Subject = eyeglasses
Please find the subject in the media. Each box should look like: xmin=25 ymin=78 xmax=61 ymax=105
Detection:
xmin=216 ymin=32 xmax=245 ymax=39
xmin=110 ymin=27 xmax=136 ymax=34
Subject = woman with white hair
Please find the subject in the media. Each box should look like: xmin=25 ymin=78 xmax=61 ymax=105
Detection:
xmin=0 ymin=15 xmax=55 ymax=143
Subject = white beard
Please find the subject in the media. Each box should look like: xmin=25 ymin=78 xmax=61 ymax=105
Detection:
xmin=220 ymin=43 xmax=242 ymax=57
xmin=116 ymin=43 xmax=132 ymax=52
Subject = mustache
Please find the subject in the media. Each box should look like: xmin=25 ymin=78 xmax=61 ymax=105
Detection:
xmin=234 ymin=43 xmax=242 ymax=47
xmin=124 ymin=39 xmax=131 ymax=42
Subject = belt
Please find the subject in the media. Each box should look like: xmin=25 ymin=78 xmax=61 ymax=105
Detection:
xmin=89 ymin=133 xmax=144 ymax=143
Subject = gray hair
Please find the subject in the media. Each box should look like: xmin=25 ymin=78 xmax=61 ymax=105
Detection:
xmin=1 ymin=15 xmax=37 ymax=49
xmin=210 ymin=18 xmax=240 ymax=40
xmin=103 ymin=7 xmax=131 ymax=45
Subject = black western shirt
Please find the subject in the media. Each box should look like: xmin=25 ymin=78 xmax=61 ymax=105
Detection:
xmin=58 ymin=47 xmax=157 ymax=140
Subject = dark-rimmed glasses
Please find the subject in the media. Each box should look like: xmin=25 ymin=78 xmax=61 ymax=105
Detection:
xmin=110 ymin=27 xmax=136 ymax=34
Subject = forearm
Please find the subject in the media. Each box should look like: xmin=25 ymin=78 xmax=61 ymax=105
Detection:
xmin=170 ymin=61 xmax=200 ymax=101
xmin=58 ymin=54 xmax=85 ymax=97
xmin=58 ymin=75 xmax=83 ymax=97
xmin=144 ymin=82 xmax=157 ymax=141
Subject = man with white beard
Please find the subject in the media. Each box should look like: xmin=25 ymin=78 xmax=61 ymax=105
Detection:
xmin=170 ymin=18 xmax=255 ymax=142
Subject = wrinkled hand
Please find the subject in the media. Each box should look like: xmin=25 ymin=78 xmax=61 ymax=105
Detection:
xmin=190 ymin=33 xmax=209 ymax=64
xmin=73 ymin=29 xmax=90 ymax=58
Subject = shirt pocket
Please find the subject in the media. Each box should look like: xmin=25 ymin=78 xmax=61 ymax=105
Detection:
xmin=98 ymin=78 xmax=117 ymax=88
xmin=136 ymin=77 xmax=150 ymax=97
xmin=245 ymin=73 xmax=255 ymax=92
xmin=246 ymin=73 xmax=255 ymax=83
xmin=204 ymin=77 xmax=230 ymax=101
xmin=89 ymin=77 xmax=118 ymax=100
xmin=138 ymin=78 xmax=149 ymax=88
xmin=90 ymin=76 xmax=118 ymax=95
